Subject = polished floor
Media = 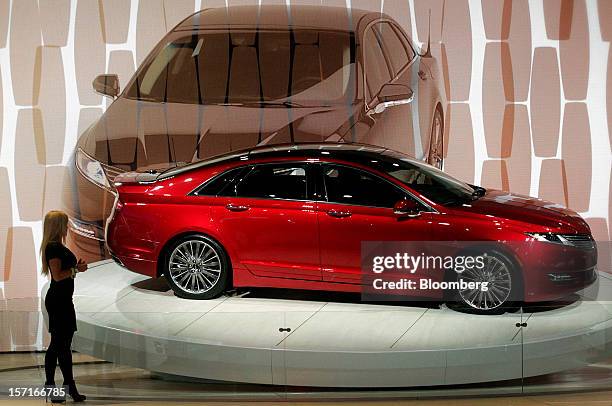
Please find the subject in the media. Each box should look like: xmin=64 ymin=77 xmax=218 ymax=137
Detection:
xmin=2 ymin=353 xmax=612 ymax=405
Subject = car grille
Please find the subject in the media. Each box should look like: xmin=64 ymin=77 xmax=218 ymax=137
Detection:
xmin=560 ymin=234 xmax=596 ymax=250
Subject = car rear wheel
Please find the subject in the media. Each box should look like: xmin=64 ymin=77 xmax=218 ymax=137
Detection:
xmin=164 ymin=235 xmax=229 ymax=300
xmin=427 ymin=108 xmax=444 ymax=170
xmin=448 ymin=250 xmax=522 ymax=314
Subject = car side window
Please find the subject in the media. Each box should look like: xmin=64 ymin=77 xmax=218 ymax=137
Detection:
xmin=193 ymin=166 xmax=249 ymax=196
xmin=375 ymin=22 xmax=414 ymax=75
xmin=232 ymin=163 xmax=308 ymax=200
xmin=364 ymin=26 xmax=392 ymax=102
xmin=322 ymin=164 xmax=409 ymax=208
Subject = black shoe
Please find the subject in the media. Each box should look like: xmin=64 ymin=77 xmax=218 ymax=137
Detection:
xmin=66 ymin=382 xmax=86 ymax=403
xmin=44 ymin=383 xmax=66 ymax=404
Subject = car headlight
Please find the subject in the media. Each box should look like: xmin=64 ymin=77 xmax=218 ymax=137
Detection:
xmin=76 ymin=148 xmax=111 ymax=189
xmin=525 ymin=233 xmax=574 ymax=245
xmin=527 ymin=232 xmax=596 ymax=250
xmin=526 ymin=232 xmax=568 ymax=245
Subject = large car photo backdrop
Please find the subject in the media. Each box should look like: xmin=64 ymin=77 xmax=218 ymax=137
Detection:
xmin=0 ymin=0 xmax=610 ymax=350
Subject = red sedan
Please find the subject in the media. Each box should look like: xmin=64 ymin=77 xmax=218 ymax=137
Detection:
xmin=106 ymin=144 xmax=597 ymax=312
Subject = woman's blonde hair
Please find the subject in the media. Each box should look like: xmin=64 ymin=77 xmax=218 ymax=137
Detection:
xmin=40 ymin=210 xmax=69 ymax=275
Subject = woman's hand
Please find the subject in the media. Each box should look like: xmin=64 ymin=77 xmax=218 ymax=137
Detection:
xmin=77 ymin=259 xmax=88 ymax=273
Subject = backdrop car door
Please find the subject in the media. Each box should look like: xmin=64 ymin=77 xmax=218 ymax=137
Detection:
xmin=354 ymin=21 xmax=422 ymax=158
xmin=212 ymin=162 xmax=321 ymax=280
xmin=316 ymin=163 xmax=433 ymax=291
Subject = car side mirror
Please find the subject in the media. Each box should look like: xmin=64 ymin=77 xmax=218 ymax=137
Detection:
xmin=92 ymin=74 xmax=119 ymax=98
xmin=368 ymin=83 xmax=414 ymax=115
xmin=393 ymin=199 xmax=421 ymax=218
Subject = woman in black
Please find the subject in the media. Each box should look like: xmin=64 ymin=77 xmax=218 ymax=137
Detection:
xmin=41 ymin=210 xmax=88 ymax=402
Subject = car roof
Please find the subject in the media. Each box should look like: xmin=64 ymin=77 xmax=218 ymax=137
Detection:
xmin=175 ymin=5 xmax=390 ymax=33
xmin=158 ymin=142 xmax=412 ymax=180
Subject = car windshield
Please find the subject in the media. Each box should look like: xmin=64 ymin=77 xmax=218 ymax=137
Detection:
xmin=376 ymin=150 xmax=478 ymax=205
xmin=125 ymin=29 xmax=357 ymax=107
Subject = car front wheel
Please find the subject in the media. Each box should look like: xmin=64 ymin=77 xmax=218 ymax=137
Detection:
xmin=449 ymin=250 xmax=522 ymax=314
xmin=164 ymin=235 xmax=229 ymax=299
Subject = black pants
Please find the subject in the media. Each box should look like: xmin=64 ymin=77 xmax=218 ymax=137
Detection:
xmin=44 ymin=332 xmax=74 ymax=386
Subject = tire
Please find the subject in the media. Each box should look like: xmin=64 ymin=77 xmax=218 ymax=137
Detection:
xmin=163 ymin=234 xmax=230 ymax=300
xmin=447 ymin=249 xmax=522 ymax=314
xmin=427 ymin=107 xmax=444 ymax=170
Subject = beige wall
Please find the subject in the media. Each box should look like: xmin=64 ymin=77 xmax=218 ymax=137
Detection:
xmin=0 ymin=0 xmax=610 ymax=350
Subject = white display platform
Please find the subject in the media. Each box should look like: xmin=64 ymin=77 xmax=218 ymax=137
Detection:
xmin=66 ymin=260 xmax=612 ymax=388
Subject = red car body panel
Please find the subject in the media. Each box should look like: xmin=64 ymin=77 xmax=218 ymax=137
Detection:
xmin=106 ymin=145 xmax=597 ymax=302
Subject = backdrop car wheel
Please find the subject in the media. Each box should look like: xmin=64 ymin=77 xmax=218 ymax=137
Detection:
xmin=164 ymin=235 xmax=229 ymax=299
xmin=448 ymin=250 xmax=522 ymax=314
xmin=427 ymin=108 xmax=444 ymax=170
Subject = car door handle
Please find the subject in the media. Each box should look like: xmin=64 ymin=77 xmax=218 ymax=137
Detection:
xmin=226 ymin=203 xmax=249 ymax=212
xmin=418 ymin=70 xmax=427 ymax=80
xmin=327 ymin=209 xmax=352 ymax=218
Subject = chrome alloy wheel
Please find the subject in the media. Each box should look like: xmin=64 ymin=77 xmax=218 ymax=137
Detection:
xmin=458 ymin=254 xmax=512 ymax=311
xmin=168 ymin=240 xmax=222 ymax=294
xmin=428 ymin=111 xmax=444 ymax=170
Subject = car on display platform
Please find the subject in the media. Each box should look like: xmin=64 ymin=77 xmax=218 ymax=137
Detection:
xmin=105 ymin=143 xmax=597 ymax=313
xmin=63 ymin=4 xmax=445 ymax=264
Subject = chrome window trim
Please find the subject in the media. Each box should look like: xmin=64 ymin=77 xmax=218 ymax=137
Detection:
xmin=189 ymin=158 xmax=438 ymax=212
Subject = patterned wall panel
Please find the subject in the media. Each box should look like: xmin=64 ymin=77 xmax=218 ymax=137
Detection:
xmin=38 ymin=46 xmax=66 ymax=165
xmin=544 ymin=0 xmax=571 ymax=39
xmin=444 ymin=103 xmax=475 ymax=182
xmin=559 ymin=0 xmax=589 ymax=100
xmin=482 ymin=0 xmax=511 ymax=40
xmin=39 ymin=0 xmax=70 ymax=47
xmin=608 ymin=48 xmax=612 ymax=151
xmin=9 ymin=0 xmax=41 ymax=106
xmin=14 ymin=109 xmax=46 ymax=222
xmin=562 ymin=102 xmax=591 ymax=212
xmin=441 ymin=0 xmax=471 ymax=102
xmin=0 ymin=168 xmax=11 ymax=282
xmin=75 ymin=0 xmax=106 ymax=106
xmin=507 ymin=0 xmax=531 ymax=103
xmin=483 ymin=42 xmax=511 ymax=158
xmin=531 ymin=47 xmax=561 ymax=157
xmin=101 ymin=0 xmax=131 ymax=44
xmin=4 ymin=227 xmax=39 ymax=350
xmin=0 ymin=0 xmax=8 ymax=48
xmin=481 ymin=159 xmax=510 ymax=191
xmin=0 ymin=65 xmax=3 ymax=154
xmin=505 ymin=105 xmax=531 ymax=196
xmin=0 ymin=0 xmax=609 ymax=351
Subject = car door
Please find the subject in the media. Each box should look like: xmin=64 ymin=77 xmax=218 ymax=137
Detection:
xmin=212 ymin=162 xmax=321 ymax=280
xmin=354 ymin=21 xmax=423 ymax=158
xmin=316 ymin=163 xmax=433 ymax=287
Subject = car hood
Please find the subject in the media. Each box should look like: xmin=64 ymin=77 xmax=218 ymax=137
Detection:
xmin=452 ymin=189 xmax=590 ymax=234
xmin=78 ymin=97 xmax=359 ymax=172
